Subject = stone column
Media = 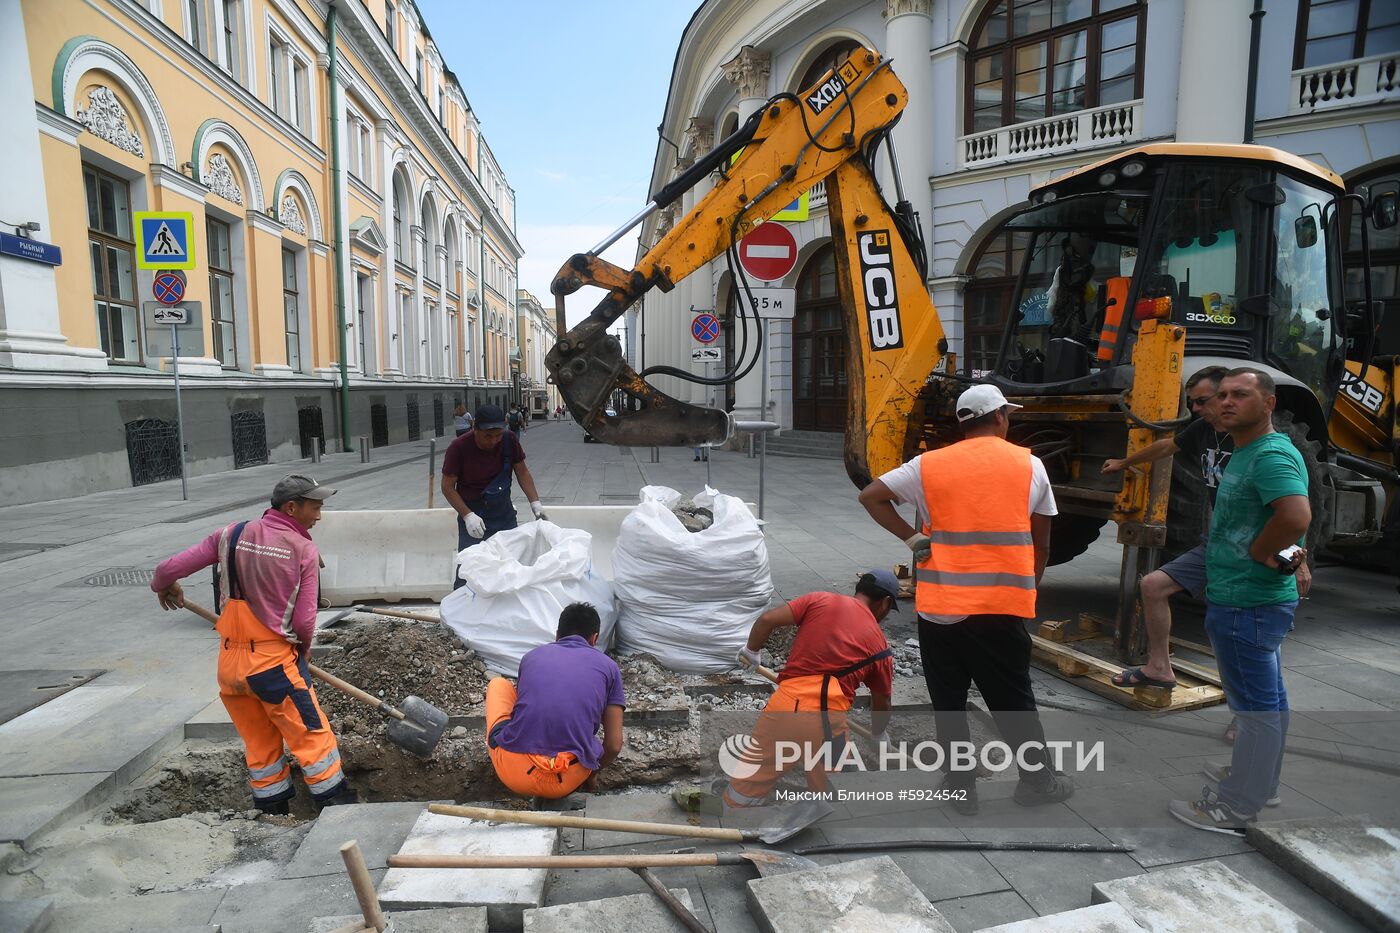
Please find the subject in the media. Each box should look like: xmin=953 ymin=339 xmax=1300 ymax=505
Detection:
xmin=1176 ymin=0 xmax=1250 ymax=142
xmin=721 ymin=46 xmax=771 ymax=423
xmin=885 ymin=0 xmax=934 ymax=248
xmin=412 ymin=225 xmax=427 ymax=377
xmin=376 ymin=120 xmax=402 ymax=376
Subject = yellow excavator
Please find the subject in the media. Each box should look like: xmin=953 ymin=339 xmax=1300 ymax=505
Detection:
xmin=546 ymin=47 xmax=1399 ymax=664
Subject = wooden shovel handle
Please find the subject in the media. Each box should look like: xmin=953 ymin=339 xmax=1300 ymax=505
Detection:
xmin=428 ymin=803 xmax=743 ymax=842
xmin=389 ymin=852 xmax=735 ymax=869
xmin=750 ymin=665 xmax=874 ymax=739
xmin=340 ymin=841 xmax=387 ymax=932
xmin=182 ymin=599 xmax=404 ymax=720
xmin=364 ymin=606 xmax=441 ymax=624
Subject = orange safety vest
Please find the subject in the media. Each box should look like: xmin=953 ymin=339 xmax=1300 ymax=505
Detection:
xmin=916 ymin=435 xmax=1038 ymax=619
xmin=1096 ymin=276 xmax=1130 ymax=363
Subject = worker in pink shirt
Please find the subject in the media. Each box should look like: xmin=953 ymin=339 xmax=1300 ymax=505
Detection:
xmin=151 ymin=474 xmax=355 ymax=813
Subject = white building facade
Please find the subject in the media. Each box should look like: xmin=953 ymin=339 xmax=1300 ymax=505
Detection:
xmin=630 ymin=0 xmax=1399 ymax=437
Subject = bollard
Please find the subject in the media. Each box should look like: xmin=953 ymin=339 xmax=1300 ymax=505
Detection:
xmin=358 ymin=435 xmax=370 ymax=463
xmin=732 ymin=420 xmax=780 ymax=519
xmin=309 ymin=438 xmax=322 ymax=464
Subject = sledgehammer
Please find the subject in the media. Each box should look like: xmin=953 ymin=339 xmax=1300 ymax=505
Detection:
xmin=180 ymin=599 xmax=448 ymax=757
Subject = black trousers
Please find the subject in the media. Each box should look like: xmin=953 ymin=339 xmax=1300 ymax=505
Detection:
xmin=918 ymin=613 xmax=1053 ymax=787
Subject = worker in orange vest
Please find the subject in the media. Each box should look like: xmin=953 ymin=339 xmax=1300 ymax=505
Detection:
xmin=859 ymin=384 xmax=1073 ymax=815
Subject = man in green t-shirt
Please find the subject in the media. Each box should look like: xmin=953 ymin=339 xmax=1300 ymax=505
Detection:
xmin=1170 ymin=368 xmax=1310 ymax=834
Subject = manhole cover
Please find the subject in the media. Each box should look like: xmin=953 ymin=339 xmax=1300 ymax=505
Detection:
xmin=66 ymin=567 xmax=156 ymax=587
xmin=0 ymin=669 xmax=106 ymax=725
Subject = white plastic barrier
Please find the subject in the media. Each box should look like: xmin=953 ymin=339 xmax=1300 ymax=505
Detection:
xmin=315 ymin=506 xmax=639 ymax=605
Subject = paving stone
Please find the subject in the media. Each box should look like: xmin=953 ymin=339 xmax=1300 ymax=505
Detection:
xmin=1186 ymin=852 xmax=1370 ymax=933
xmin=185 ymin=698 xmax=237 ymax=740
xmin=284 ymin=802 xmax=433 ymax=878
xmin=746 ymin=855 xmax=955 ymax=932
xmin=582 ymin=791 xmax=720 ymax=848
xmin=523 ymin=888 xmax=700 ymax=932
xmin=930 ymin=890 xmax=1039 ymax=933
xmin=48 ymin=889 xmax=227 ymax=933
xmin=212 ymin=872 xmax=383 ymax=933
xmin=977 ymin=901 xmax=1142 ymax=932
xmin=309 ymin=906 xmax=488 ymax=932
xmin=1092 ymin=860 xmax=1320 ymax=932
xmin=0 ymin=772 xmax=109 ymax=845
xmin=377 ymin=810 xmax=557 ymax=930
xmin=0 ymin=897 xmax=51 ymax=933
xmin=1248 ymin=817 xmax=1400 ymax=932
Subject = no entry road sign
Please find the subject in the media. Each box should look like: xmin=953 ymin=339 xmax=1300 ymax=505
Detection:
xmin=738 ymin=222 xmax=797 ymax=282
xmin=692 ymin=312 xmax=721 ymax=344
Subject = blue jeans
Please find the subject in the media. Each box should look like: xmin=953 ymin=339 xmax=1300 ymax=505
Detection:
xmin=1204 ymin=600 xmax=1296 ymax=816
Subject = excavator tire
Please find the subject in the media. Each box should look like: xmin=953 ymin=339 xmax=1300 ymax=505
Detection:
xmin=1164 ymin=449 xmax=1209 ymax=561
xmin=1274 ymin=408 xmax=1333 ymax=553
xmin=1048 ymin=514 xmax=1108 ymax=566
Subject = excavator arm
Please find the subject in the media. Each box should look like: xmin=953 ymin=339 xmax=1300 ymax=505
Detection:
xmin=546 ymin=48 xmax=950 ymax=484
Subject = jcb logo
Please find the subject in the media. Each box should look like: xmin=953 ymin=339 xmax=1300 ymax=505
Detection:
xmin=806 ymin=59 xmax=861 ymax=114
xmin=858 ymin=231 xmax=903 ymax=350
xmin=1340 ymin=370 xmax=1385 ymax=414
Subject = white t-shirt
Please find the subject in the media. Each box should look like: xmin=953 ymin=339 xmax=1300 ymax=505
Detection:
xmin=878 ymin=451 xmax=1058 ymax=624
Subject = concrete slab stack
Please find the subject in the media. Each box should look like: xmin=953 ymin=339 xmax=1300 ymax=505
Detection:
xmin=1248 ymin=817 xmax=1400 ymax=931
xmin=745 ymin=855 xmax=955 ymax=932
xmin=1092 ymin=860 xmax=1320 ymax=932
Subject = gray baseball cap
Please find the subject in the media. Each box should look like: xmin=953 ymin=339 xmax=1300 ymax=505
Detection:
xmin=271 ymin=473 xmax=337 ymax=507
xmin=861 ymin=568 xmax=902 ymax=601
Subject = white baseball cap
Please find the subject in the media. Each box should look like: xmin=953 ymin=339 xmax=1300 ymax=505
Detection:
xmin=955 ymin=384 xmax=1022 ymax=423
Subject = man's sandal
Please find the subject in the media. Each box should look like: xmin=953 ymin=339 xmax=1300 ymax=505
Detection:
xmin=1111 ymin=667 xmax=1177 ymax=690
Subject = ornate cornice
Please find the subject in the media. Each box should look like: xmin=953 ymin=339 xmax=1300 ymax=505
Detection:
xmin=721 ymin=45 xmax=771 ymax=100
xmin=204 ymin=153 xmax=243 ymax=205
xmin=74 ymin=86 xmax=144 ymax=157
xmin=685 ymin=117 xmax=714 ymax=156
xmin=279 ymin=195 xmax=307 ymax=235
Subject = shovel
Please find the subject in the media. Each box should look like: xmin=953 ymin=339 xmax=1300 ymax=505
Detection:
xmin=427 ymin=799 xmax=832 ymax=847
xmin=181 ymin=599 xmax=449 ymax=757
xmin=387 ymin=845 xmax=818 ymax=876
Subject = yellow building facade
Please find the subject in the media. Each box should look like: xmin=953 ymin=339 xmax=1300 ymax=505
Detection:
xmin=1 ymin=0 xmax=522 ymax=504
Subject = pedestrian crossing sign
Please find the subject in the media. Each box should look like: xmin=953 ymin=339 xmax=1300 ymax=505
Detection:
xmin=134 ymin=211 xmax=196 ymax=269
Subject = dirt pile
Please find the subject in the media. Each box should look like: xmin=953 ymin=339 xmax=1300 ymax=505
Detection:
xmin=670 ymin=498 xmax=714 ymax=532
xmin=613 ymin=652 xmax=688 ymax=712
xmin=315 ymin=616 xmax=489 ymax=727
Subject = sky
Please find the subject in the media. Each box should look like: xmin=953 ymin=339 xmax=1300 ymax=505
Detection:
xmin=417 ymin=1 xmax=701 ymax=327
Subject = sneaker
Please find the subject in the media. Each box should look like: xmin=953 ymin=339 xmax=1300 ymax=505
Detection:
xmin=1203 ymin=762 xmax=1281 ymax=807
xmin=1168 ymin=786 xmax=1251 ymax=835
xmin=1013 ymin=773 xmax=1075 ymax=807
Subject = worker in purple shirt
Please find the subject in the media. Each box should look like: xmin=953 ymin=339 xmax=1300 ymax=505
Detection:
xmin=484 ymin=603 xmax=625 ymax=798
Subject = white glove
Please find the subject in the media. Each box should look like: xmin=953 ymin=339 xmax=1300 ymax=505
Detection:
xmin=463 ymin=512 xmax=486 ymax=539
xmin=905 ymin=532 xmax=932 ymax=564
xmin=530 ymin=500 xmax=548 ymax=521
xmin=737 ymin=646 xmax=762 ymax=669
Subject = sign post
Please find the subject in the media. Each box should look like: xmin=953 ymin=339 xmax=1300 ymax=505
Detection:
xmin=151 ymin=268 xmax=190 ymax=500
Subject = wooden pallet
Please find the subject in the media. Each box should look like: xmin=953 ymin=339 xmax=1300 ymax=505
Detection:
xmin=1032 ymin=615 xmax=1226 ymax=712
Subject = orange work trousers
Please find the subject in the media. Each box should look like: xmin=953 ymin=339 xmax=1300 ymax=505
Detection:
xmin=723 ymin=674 xmax=851 ymax=808
xmin=216 ymin=598 xmax=344 ymax=806
xmin=485 ymin=678 xmax=592 ymax=799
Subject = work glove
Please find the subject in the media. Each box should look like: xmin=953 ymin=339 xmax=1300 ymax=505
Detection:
xmin=737 ymin=646 xmax=762 ymax=669
xmin=904 ymin=532 xmax=932 ymax=564
xmin=530 ymin=500 xmax=548 ymax=521
xmin=463 ymin=512 xmax=486 ymax=539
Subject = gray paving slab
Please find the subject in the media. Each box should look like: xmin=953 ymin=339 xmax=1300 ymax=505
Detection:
xmin=976 ymin=901 xmax=1142 ymax=932
xmin=695 ymin=863 xmax=764 ymax=933
xmin=309 ymin=906 xmax=488 ymax=932
xmin=48 ymin=889 xmax=227 ymax=933
xmin=211 ymin=871 xmax=383 ymax=933
xmin=582 ymin=791 xmax=721 ymax=849
xmin=1248 ymin=817 xmax=1400 ymax=932
xmin=0 ymin=897 xmax=51 ymax=933
xmin=1092 ymin=860 xmax=1320 ymax=932
xmin=523 ymin=888 xmax=701 ymax=932
xmin=1061 ymin=778 xmax=1254 ymax=869
xmin=283 ymin=801 xmax=433 ymax=878
xmin=746 ymin=855 xmax=955 ymax=932
xmin=930 ymin=891 xmax=1040 ymax=933
xmin=377 ymin=810 xmax=556 ymax=929
xmin=1181 ymin=852 xmax=1371 ymax=933
xmin=0 ymin=771 xmax=109 ymax=844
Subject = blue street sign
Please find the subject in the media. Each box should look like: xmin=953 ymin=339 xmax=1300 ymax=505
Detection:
xmin=153 ymin=271 xmax=186 ymax=305
xmin=134 ymin=211 xmax=195 ymax=269
xmin=692 ymin=313 xmax=721 ymax=344
xmin=0 ymin=231 xmax=62 ymax=266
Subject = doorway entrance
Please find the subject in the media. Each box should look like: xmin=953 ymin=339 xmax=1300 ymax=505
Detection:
xmin=793 ymin=243 xmax=846 ymax=432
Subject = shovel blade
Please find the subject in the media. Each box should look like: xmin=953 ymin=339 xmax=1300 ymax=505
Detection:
xmin=741 ymin=846 xmax=820 ymax=877
xmin=753 ymin=798 xmax=834 ymax=845
xmin=386 ymin=694 xmax=449 ymax=757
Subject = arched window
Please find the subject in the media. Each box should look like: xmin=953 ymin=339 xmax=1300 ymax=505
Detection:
xmin=794 ymin=38 xmax=864 ymax=92
xmin=392 ymin=169 xmax=410 ymax=265
xmin=421 ymin=198 xmax=439 ymax=283
xmin=793 ymin=244 xmax=846 ymax=432
xmin=966 ymin=0 xmax=1143 ymax=134
xmin=1294 ymin=0 xmax=1400 ymax=68
xmin=963 ymin=229 xmax=1031 ymax=375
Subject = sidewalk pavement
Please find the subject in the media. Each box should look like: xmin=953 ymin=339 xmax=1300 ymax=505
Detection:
xmin=1 ymin=419 xmax=1398 ymax=924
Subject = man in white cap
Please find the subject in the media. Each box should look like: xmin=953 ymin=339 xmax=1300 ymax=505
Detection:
xmin=858 ymin=384 xmax=1072 ymax=814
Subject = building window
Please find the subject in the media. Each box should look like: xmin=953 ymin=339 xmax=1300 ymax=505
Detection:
xmin=292 ymin=58 xmax=309 ymax=132
xmin=84 ymin=164 xmax=140 ymax=363
xmin=795 ymin=39 xmax=864 ymax=91
xmin=356 ymin=272 xmax=372 ymax=374
xmin=393 ymin=174 xmax=408 ymax=264
xmin=966 ymin=0 xmax=1143 ymax=134
xmin=187 ymin=0 xmax=209 ymax=54
xmin=283 ymin=248 xmax=301 ymax=370
xmin=963 ymin=230 xmax=1032 ymax=375
xmin=438 ymin=87 xmax=446 ymax=120
xmin=416 ymin=53 xmax=425 ymax=93
xmin=357 ymin=121 xmax=372 ymax=181
xmin=385 ymin=1 xmax=396 ymax=50
xmin=269 ymin=38 xmax=286 ymax=116
xmin=398 ymin=293 xmax=410 ymax=372
xmin=1295 ymin=0 xmax=1400 ymax=68
xmin=207 ymin=216 xmax=237 ymax=367
xmin=220 ymin=0 xmax=242 ymax=80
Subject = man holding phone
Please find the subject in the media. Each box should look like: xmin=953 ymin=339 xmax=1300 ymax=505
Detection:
xmin=1169 ymin=369 xmax=1310 ymax=834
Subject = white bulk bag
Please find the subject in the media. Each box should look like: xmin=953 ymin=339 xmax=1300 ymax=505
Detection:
xmin=613 ymin=486 xmax=773 ymax=673
xmin=440 ymin=521 xmax=616 ymax=677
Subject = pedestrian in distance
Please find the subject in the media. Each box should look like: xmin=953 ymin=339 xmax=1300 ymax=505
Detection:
xmin=859 ymin=384 xmax=1073 ymax=815
xmin=441 ymin=404 xmax=547 ymax=589
xmin=718 ymin=571 xmax=897 ymax=809
xmin=508 ymin=405 xmax=524 ymax=434
xmin=452 ymin=402 xmax=472 ymax=437
xmin=151 ymin=474 xmax=355 ymax=813
xmin=484 ymin=603 xmax=624 ymax=798
xmin=1170 ymin=368 xmax=1310 ymax=834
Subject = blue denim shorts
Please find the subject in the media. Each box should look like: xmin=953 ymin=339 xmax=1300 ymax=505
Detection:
xmin=1159 ymin=543 xmax=1207 ymax=601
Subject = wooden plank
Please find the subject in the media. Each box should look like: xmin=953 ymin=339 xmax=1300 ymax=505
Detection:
xmin=1169 ymin=634 xmax=1215 ymax=656
xmin=1029 ymin=634 xmax=1226 ymax=713
xmin=1169 ymin=656 xmax=1221 ymax=687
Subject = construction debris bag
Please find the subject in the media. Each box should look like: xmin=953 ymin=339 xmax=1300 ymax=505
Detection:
xmin=440 ymin=521 xmax=617 ymax=677
xmin=613 ymin=485 xmax=774 ymax=673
